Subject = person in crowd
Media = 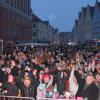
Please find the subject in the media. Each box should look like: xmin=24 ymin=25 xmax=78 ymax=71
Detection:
xmin=82 ymin=74 xmax=99 ymax=100
xmin=31 ymin=68 xmax=39 ymax=98
xmin=0 ymin=82 xmax=3 ymax=95
xmin=95 ymin=73 xmax=100 ymax=100
xmin=10 ymin=60 xmax=19 ymax=77
xmin=37 ymin=73 xmax=54 ymax=99
xmin=37 ymin=70 xmax=45 ymax=99
xmin=3 ymin=74 xmax=18 ymax=96
xmin=0 ymin=41 xmax=99 ymax=99
xmin=75 ymin=69 xmax=85 ymax=97
xmin=20 ymin=76 xmax=35 ymax=98
xmin=69 ymin=67 xmax=79 ymax=96
xmin=56 ymin=68 xmax=67 ymax=96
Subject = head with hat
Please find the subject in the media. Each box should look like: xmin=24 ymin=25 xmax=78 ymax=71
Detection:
xmin=43 ymin=74 xmax=51 ymax=84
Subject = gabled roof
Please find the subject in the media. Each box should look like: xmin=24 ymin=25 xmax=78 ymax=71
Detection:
xmin=90 ymin=6 xmax=95 ymax=17
xmin=96 ymin=2 xmax=100 ymax=10
xmin=42 ymin=21 xmax=49 ymax=25
xmin=75 ymin=19 xmax=78 ymax=26
xmin=82 ymin=7 xmax=86 ymax=17
xmin=32 ymin=13 xmax=42 ymax=22
xmin=78 ymin=12 xmax=82 ymax=19
xmin=85 ymin=5 xmax=94 ymax=18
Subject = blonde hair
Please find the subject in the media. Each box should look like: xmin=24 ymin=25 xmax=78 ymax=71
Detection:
xmin=24 ymin=76 xmax=31 ymax=81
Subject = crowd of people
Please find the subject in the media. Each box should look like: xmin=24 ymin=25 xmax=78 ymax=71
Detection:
xmin=0 ymin=43 xmax=99 ymax=100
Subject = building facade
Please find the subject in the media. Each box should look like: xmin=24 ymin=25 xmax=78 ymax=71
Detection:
xmin=38 ymin=21 xmax=48 ymax=42
xmin=72 ymin=1 xmax=100 ymax=41
xmin=32 ymin=14 xmax=49 ymax=42
xmin=59 ymin=32 xmax=73 ymax=45
xmin=52 ymin=28 xmax=59 ymax=45
xmin=32 ymin=13 xmax=58 ymax=43
xmin=73 ymin=5 xmax=94 ymax=41
xmin=0 ymin=0 xmax=32 ymax=44
xmin=32 ymin=13 xmax=42 ymax=41
xmin=84 ymin=5 xmax=94 ymax=40
xmin=92 ymin=2 xmax=100 ymax=40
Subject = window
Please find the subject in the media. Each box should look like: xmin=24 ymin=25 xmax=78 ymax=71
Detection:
xmin=32 ymin=32 xmax=36 ymax=37
xmin=33 ymin=24 xmax=36 ymax=28
xmin=5 ymin=25 xmax=9 ymax=33
xmin=14 ymin=14 xmax=17 ymax=23
xmin=16 ymin=15 xmax=18 ymax=23
xmin=11 ymin=14 xmax=14 ymax=23
xmin=17 ymin=0 xmax=20 ymax=9
xmin=6 ymin=0 xmax=9 ymax=4
xmin=10 ymin=0 xmax=13 ymax=6
xmin=5 ymin=10 xmax=10 ymax=20
xmin=14 ymin=0 xmax=17 ymax=8
xmin=10 ymin=13 xmax=13 ymax=22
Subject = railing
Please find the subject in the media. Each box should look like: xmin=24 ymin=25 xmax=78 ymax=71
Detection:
xmin=0 ymin=95 xmax=35 ymax=100
xmin=37 ymin=98 xmax=76 ymax=100
xmin=0 ymin=96 xmax=78 ymax=100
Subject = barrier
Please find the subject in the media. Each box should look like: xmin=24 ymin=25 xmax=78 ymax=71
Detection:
xmin=37 ymin=98 xmax=76 ymax=100
xmin=0 ymin=95 xmax=35 ymax=100
xmin=0 ymin=96 xmax=77 ymax=100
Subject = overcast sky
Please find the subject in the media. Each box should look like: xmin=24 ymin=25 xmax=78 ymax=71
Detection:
xmin=31 ymin=0 xmax=100 ymax=32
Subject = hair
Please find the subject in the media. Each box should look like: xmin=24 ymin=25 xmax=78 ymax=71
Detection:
xmin=24 ymin=76 xmax=31 ymax=81
xmin=86 ymin=73 xmax=94 ymax=78
xmin=43 ymin=74 xmax=51 ymax=80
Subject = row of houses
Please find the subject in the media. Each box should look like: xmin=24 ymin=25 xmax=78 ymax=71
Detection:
xmin=0 ymin=0 xmax=59 ymax=45
xmin=72 ymin=1 xmax=100 ymax=41
xmin=32 ymin=13 xmax=59 ymax=44
xmin=59 ymin=32 xmax=74 ymax=45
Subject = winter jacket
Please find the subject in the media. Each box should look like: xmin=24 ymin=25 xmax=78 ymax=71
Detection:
xmin=56 ymin=71 xmax=67 ymax=95
xmin=4 ymin=82 xmax=18 ymax=96
xmin=21 ymin=84 xmax=35 ymax=98
xmin=83 ymin=83 xmax=99 ymax=100
xmin=74 ymin=71 xmax=85 ymax=97
xmin=97 ymin=86 xmax=100 ymax=100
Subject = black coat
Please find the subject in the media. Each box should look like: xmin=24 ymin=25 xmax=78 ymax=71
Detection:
xmin=21 ymin=84 xmax=35 ymax=98
xmin=83 ymin=83 xmax=99 ymax=100
xmin=11 ymin=66 xmax=19 ymax=77
xmin=56 ymin=71 xmax=67 ymax=95
xmin=74 ymin=71 xmax=85 ymax=97
xmin=31 ymin=75 xmax=39 ymax=98
xmin=4 ymin=82 xmax=18 ymax=96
